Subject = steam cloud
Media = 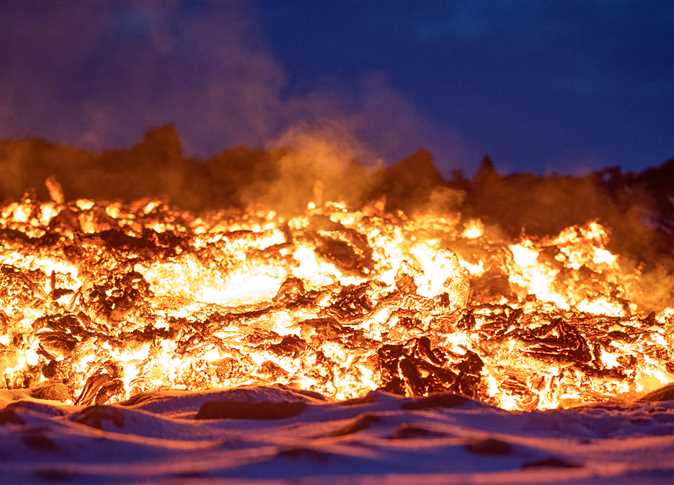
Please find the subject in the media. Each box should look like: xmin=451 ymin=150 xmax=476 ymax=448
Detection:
xmin=0 ymin=0 xmax=467 ymax=171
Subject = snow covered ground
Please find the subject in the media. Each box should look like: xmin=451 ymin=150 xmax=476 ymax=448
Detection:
xmin=2 ymin=386 xmax=674 ymax=484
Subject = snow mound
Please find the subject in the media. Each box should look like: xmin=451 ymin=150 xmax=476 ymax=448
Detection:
xmin=2 ymin=386 xmax=674 ymax=483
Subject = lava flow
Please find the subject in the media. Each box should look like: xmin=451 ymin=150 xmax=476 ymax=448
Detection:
xmin=0 ymin=192 xmax=672 ymax=411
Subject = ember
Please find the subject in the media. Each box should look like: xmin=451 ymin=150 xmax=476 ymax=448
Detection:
xmin=1 ymin=192 xmax=672 ymax=410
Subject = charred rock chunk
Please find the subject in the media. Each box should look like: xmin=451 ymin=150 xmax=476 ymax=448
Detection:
xmin=75 ymin=361 xmax=123 ymax=406
xmin=267 ymin=335 xmax=307 ymax=357
xmin=85 ymin=271 xmax=151 ymax=322
xmin=273 ymin=277 xmax=306 ymax=304
xmin=314 ymin=237 xmax=365 ymax=272
xmin=377 ymin=338 xmax=484 ymax=399
xmin=30 ymin=383 xmax=71 ymax=402
xmin=325 ymin=283 xmax=373 ymax=323
xmin=518 ymin=319 xmax=593 ymax=364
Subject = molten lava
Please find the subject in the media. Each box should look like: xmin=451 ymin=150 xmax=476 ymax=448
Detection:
xmin=0 ymin=194 xmax=672 ymax=411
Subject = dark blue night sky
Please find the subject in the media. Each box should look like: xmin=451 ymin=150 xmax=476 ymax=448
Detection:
xmin=1 ymin=0 xmax=673 ymax=175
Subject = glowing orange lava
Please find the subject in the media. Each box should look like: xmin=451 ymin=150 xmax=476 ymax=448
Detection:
xmin=1 ymin=195 xmax=672 ymax=410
